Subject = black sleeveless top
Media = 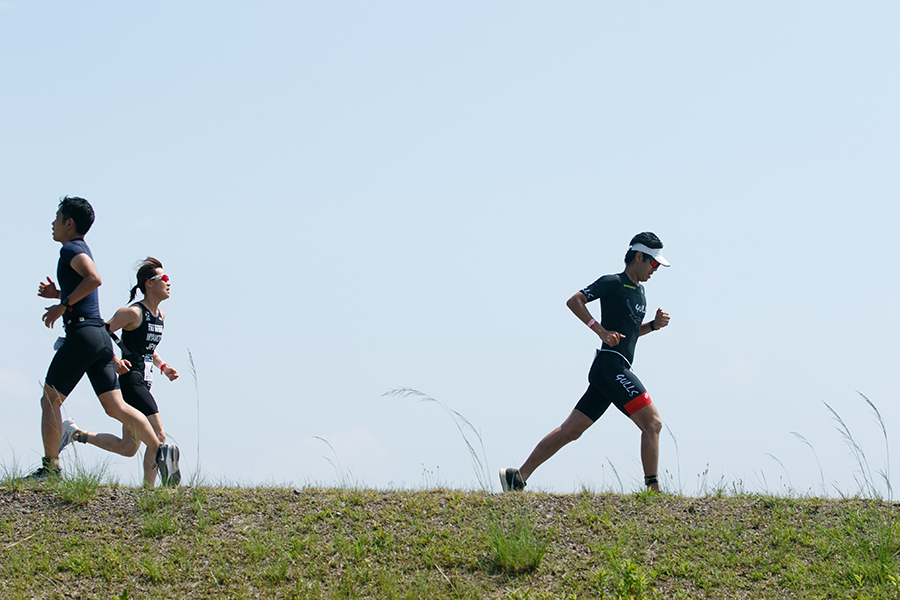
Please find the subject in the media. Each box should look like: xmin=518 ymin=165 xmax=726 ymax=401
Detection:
xmin=121 ymin=302 xmax=164 ymax=379
xmin=58 ymin=238 xmax=103 ymax=329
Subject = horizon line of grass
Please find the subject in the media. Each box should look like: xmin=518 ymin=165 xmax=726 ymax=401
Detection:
xmin=2 ymin=392 xmax=893 ymax=500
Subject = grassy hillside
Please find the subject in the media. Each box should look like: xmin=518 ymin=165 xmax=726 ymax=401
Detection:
xmin=1 ymin=477 xmax=898 ymax=599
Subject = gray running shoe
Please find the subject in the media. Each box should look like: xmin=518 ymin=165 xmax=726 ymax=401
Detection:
xmin=156 ymin=444 xmax=181 ymax=487
xmin=58 ymin=418 xmax=79 ymax=454
xmin=499 ymin=468 xmax=526 ymax=492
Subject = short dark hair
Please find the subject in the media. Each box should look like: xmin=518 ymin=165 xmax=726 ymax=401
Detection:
xmin=624 ymin=232 xmax=663 ymax=265
xmin=58 ymin=196 xmax=95 ymax=235
xmin=130 ymin=257 xmax=164 ymax=302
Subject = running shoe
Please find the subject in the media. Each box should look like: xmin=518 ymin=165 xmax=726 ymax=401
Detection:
xmin=168 ymin=445 xmax=181 ymax=486
xmin=499 ymin=467 xmax=526 ymax=492
xmin=22 ymin=465 xmax=61 ymax=481
xmin=156 ymin=444 xmax=181 ymax=487
xmin=58 ymin=418 xmax=79 ymax=454
xmin=155 ymin=445 xmax=168 ymax=486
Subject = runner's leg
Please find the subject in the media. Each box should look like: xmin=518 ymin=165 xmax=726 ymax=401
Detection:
xmin=82 ymin=422 xmax=140 ymax=457
xmin=142 ymin=414 xmax=165 ymax=486
xmin=519 ymin=409 xmax=593 ymax=482
xmin=629 ymin=403 xmax=662 ymax=491
xmin=82 ymin=376 xmax=156 ymax=459
xmin=41 ymin=385 xmax=67 ymax=459
xmin=97 ymin=390 xmax=163 ymax=451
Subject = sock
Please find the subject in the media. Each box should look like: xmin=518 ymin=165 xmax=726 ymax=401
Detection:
xmin=644 ymin=474 xmax=658 ymax=486
xmin=42 ymin=457 xmax=60 ymax=471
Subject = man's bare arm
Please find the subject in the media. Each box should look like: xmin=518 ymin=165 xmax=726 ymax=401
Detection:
xmin=566 ymin=291 xmax=625 ymax=347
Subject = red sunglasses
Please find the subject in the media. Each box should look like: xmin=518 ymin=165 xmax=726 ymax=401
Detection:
xmin=148 ymin=274 xmax=169 ymax=283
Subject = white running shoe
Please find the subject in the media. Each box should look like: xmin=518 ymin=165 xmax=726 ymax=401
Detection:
xmin=58 ymin=418 xmax=79 ymax=454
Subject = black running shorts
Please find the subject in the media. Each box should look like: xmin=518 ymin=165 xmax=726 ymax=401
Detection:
xmin=574 ymin=350 xmax=653 ymax=422
xmin=45 ymin=325 xmax=119 ymax=398
xmin=119 ymin=370 xmax=160 ymax=417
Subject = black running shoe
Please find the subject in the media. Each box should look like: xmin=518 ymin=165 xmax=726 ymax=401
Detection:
xmin=156 ymin=444 xmax=181 ymax=487
xmin=499 ymin=468 xmax=526 ymax=492
xmin=23 ymin=465 xmax=61 ymax=482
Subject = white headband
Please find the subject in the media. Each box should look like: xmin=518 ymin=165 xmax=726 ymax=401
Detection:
xmin=629 ymin=243 xmax=671 ymax=266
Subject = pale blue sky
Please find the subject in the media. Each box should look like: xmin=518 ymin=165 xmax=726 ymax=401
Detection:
xmin=2 ymin=2 xmax=898 ymax=495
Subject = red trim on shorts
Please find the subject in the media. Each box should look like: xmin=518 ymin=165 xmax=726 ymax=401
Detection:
xmin=624 ymin=392 xmax=652 ymax=415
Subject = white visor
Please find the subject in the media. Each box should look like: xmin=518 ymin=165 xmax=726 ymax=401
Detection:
xmin=629 ymin=243 xmax=670 ymax=267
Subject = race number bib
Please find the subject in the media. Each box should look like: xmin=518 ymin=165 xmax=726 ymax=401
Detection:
xmin=143 ymin=356 xmax=154 ymax=384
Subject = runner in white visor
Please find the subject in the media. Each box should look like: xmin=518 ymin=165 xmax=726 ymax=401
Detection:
xmin=500 ymin=232 xmax=672 ymax=494
xmin=628 ymin=243 xmax=671 ymax=267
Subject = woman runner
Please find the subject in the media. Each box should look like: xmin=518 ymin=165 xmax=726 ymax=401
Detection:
xmin=59 ymin=257 xmax=181 ymax=486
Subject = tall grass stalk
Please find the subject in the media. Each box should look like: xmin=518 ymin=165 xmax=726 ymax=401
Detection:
xmin=824 ymin=400 xmax=880 ymax=498
xmin=790 ymin=431 xmax=826 ymax=496
xmin=605 ymin=457 xmax=624 ymax=494
xmin=384 ymin=388 xmax=491 ymax=491
xmin=858 ymin=392 xmax=892 ymax=502
xmin=765 ymin=453 xmax=794 ymax=494
xmin=665 ymin=424 xmax=682 ymax=494
xmin=313 ymin=436 xmax=356 ymax=489
xmin=188 ymin=348 xmax=201 ymax=481
xmin=697 ymin=464 xmax=711 ymax=496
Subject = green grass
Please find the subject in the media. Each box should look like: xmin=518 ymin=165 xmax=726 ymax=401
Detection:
xmin=2 ymin=392 xmax=893 ymax=597
xmin=1 ymin=479 xmax=899 ymax=599
xmin=49 ymin=460 xmax=110 ymax=506
xmin=486 ymin=508 xmax=548 ymax=573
